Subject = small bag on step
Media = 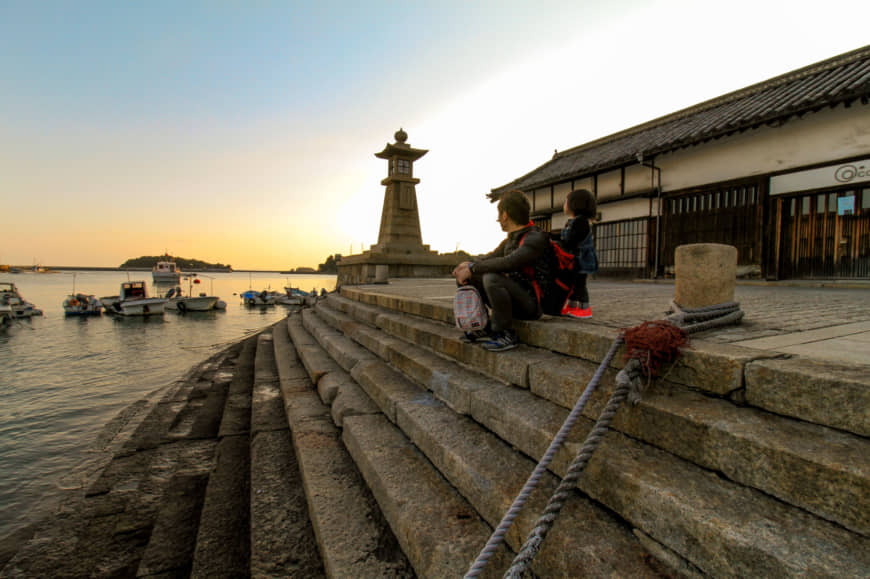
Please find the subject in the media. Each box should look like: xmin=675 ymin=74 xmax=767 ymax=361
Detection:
xmin=454 ymin=285 xmax=488 ymax=331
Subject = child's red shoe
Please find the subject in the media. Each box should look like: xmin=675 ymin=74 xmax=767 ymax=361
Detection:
xmin=562 ymin=306 xmax=592 ymax=319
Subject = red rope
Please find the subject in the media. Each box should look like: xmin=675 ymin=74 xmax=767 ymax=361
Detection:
xmin=622 ymin=320 xmax=687 ymax=378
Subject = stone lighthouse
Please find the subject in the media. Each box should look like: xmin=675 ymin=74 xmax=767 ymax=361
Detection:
xmin=336 ymin=129 xmax=465 ymax=285
xmin=370 ymin=128 xmax=428 ymax=253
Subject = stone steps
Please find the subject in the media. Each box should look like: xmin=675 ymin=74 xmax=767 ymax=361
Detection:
xmin=284 ymin=314 xmax=499 ymax=577
xmin=189 ymin=335 xmax=258 ymax=577
xmin=321 ymin=294 xmax=870 ymax=536
xmin=339 ymin=286 xmax=870 ymax=437
xmin=249 ymin=331 xmax=325 ymax=577
xmin=288 ymin=308 xmax=664 ymax=577
xmin=304 ymin=293 xmax=870 ymax=577
xmin=271 ymin=321 xmax=413 ymax=578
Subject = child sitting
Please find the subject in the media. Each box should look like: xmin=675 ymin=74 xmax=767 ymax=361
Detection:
xmin=559 ymin=189 xmax=598 ymax=318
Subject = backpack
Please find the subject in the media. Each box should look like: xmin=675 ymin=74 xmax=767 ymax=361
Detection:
xmin=520 ymin=233 xmax=577 ymax=315
xmin=454 ymin=285 xmax=489 ymax=331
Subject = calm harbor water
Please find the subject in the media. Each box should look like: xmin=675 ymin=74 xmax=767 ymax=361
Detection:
xmin=0 ymin=270 xmax=335 ymax=539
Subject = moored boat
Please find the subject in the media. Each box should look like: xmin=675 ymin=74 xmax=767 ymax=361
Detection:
xmin=62 ymin=293 xmax=102 ymax=317
xmin=164 ymin=287 xmax=220 ymax=312
xmin=100 ymin=281 xmax=166 ymax=316
xmin=163 ymin=275 xmax=224 ymax=312
xmin=240 ymin=289 xmax=277 ymax=306
xmin=0 ymin=282 xmax=43 ymax=318
xmin=279 ymin=286 xmax=309 ymax=305
xmin=152 ymin=258 xmax=181 ymax=284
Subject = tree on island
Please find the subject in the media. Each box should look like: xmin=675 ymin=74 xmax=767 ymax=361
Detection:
xmin=318 ymin=254 xmax=340 ymax=274
xmin=119 ymin=255 xmax=232 ymax=271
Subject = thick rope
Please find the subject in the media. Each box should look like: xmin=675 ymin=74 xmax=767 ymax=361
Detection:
xmin=504 ymin=358 xmax=643 ymax=578
xmin=463 ymin=336 xmax=624 ymax=579
xmin=469 ymin=300 xmax=743 ymax=578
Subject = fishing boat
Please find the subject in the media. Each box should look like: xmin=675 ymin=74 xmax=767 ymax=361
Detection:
xmin=152 ymin=258 xmax=181 ymax=284
xmin=100 ymin=281 xmax=166 ymax=316
xmin=0 ymin=282 xmax=43 ymax=318
xmin=164 ymin=288 xmax=219 ymax=312
xmin=164 ymin=275 xmax=225 ymax=312
xmin=62 ymin=273 xmax=102 ymax=316
xmin=240 ymin=289 xmax=277 ymax=306
xmin=62 ymin=294 xmax=102 ymax=317
xmin=278 ymin=286 xmax=308 ymax=306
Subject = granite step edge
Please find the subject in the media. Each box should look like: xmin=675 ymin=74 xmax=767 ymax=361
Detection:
xmin=189 ymin=335 xmax=261 ymax=578
xmin=250 ymin=329 xmax=325 ymax=578
xmin=272 ymin=320 xmax=415 ymax=578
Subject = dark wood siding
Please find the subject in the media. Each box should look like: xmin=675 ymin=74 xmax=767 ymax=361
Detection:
xmin=777 ymin=188 xmax=870 ymax=278
xmin=660 ymin=181 xmax=764 ymax=272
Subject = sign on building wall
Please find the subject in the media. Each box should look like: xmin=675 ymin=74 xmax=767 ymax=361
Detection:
xmin=770 ymin=157 xmax=870 ymax=195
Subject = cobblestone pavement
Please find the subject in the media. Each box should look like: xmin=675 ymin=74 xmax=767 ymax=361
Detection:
xmin=584 ymin=281 xmax=870 ymax=344
xmin=353 ymin=278 xmax=870 ymax=364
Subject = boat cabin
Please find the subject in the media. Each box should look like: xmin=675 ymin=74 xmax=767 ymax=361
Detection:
xmin=0 ymin=283 xmax=22 ymax=305
xmin=120 ymin=281 xmax=148 ymax=300
xmin=154 ymin=261 xmax=178 ymax=274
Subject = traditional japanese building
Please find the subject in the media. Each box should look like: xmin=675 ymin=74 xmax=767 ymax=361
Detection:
xmin=491 ymin=45 xmax=870 ymax=280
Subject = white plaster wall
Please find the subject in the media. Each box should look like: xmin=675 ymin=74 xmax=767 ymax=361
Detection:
xmin=571 ymin=176 xmax=594 ymax=194
xmin=532 ymin=188 xmax=550 ymax=212
xmin=657 ymin=103 xmax=870 ymax=191
xmin=599 ymin=197 xmax=652 ymax=222
xmin=625 ymin=164 xmax=653 ymax=195
xmin=597 ymin=170 xmax=623 ymax=201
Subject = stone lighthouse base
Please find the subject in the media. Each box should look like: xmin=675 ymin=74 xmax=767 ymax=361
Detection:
xmin=337 ymin=250 xmax=466 ymax=286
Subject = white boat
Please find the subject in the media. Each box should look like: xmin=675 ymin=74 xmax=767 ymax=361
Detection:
xmin=164 ymin=275 xmax=225 ymax=312
xmin=63 ymin=294 xmax=102 ymax=317
xmin=164 ymin=287 xmax=220 ymax=312
xmin=100 ymin=281 xmax=166 ymax=316
xmin=152 ymin=259 xmax=181 ymax=283
xmin=0 ymin=282 xmax=43 ymax=318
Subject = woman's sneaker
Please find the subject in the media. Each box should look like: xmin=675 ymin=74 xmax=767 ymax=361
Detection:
xmin=481 ymin=330 xmax=519 ymax=352
xmin=562 ymin=305 xmax=592 ymax=318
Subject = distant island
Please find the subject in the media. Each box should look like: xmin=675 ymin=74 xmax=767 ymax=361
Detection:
xmin=281 ymin=254 xmax=340 ymax=275
xmin=120 ymin=255 xmax=233 ymax=272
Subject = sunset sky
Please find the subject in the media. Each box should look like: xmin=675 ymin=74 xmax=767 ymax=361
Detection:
xmin=1 ymin=1 xmax=867 ymax=270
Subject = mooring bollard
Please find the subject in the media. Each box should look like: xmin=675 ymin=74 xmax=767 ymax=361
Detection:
xmin=374 ymin=264 xmax=389 ymax=284
xmin=674 ymin=243 xmax=737 ymax=308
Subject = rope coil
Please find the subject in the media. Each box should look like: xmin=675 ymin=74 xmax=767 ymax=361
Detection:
xmin=465 ymin=300 xmax=744 ymax=578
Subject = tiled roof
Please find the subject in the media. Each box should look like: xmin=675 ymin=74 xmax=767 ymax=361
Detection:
xmin=491 ymin=45 xmax=870 ymax=199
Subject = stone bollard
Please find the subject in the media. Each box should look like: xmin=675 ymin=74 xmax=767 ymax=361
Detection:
xmin=374 ymin=264 xmax=389 ymax=284
xmin=674 ymin=243 xmax=737 ymax=308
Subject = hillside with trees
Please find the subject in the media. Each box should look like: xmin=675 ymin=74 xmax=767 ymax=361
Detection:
xmin=119 ymin=255 xmax=232 ymax=271
xmin=318 ymin=254 xmax=340 ymax=273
